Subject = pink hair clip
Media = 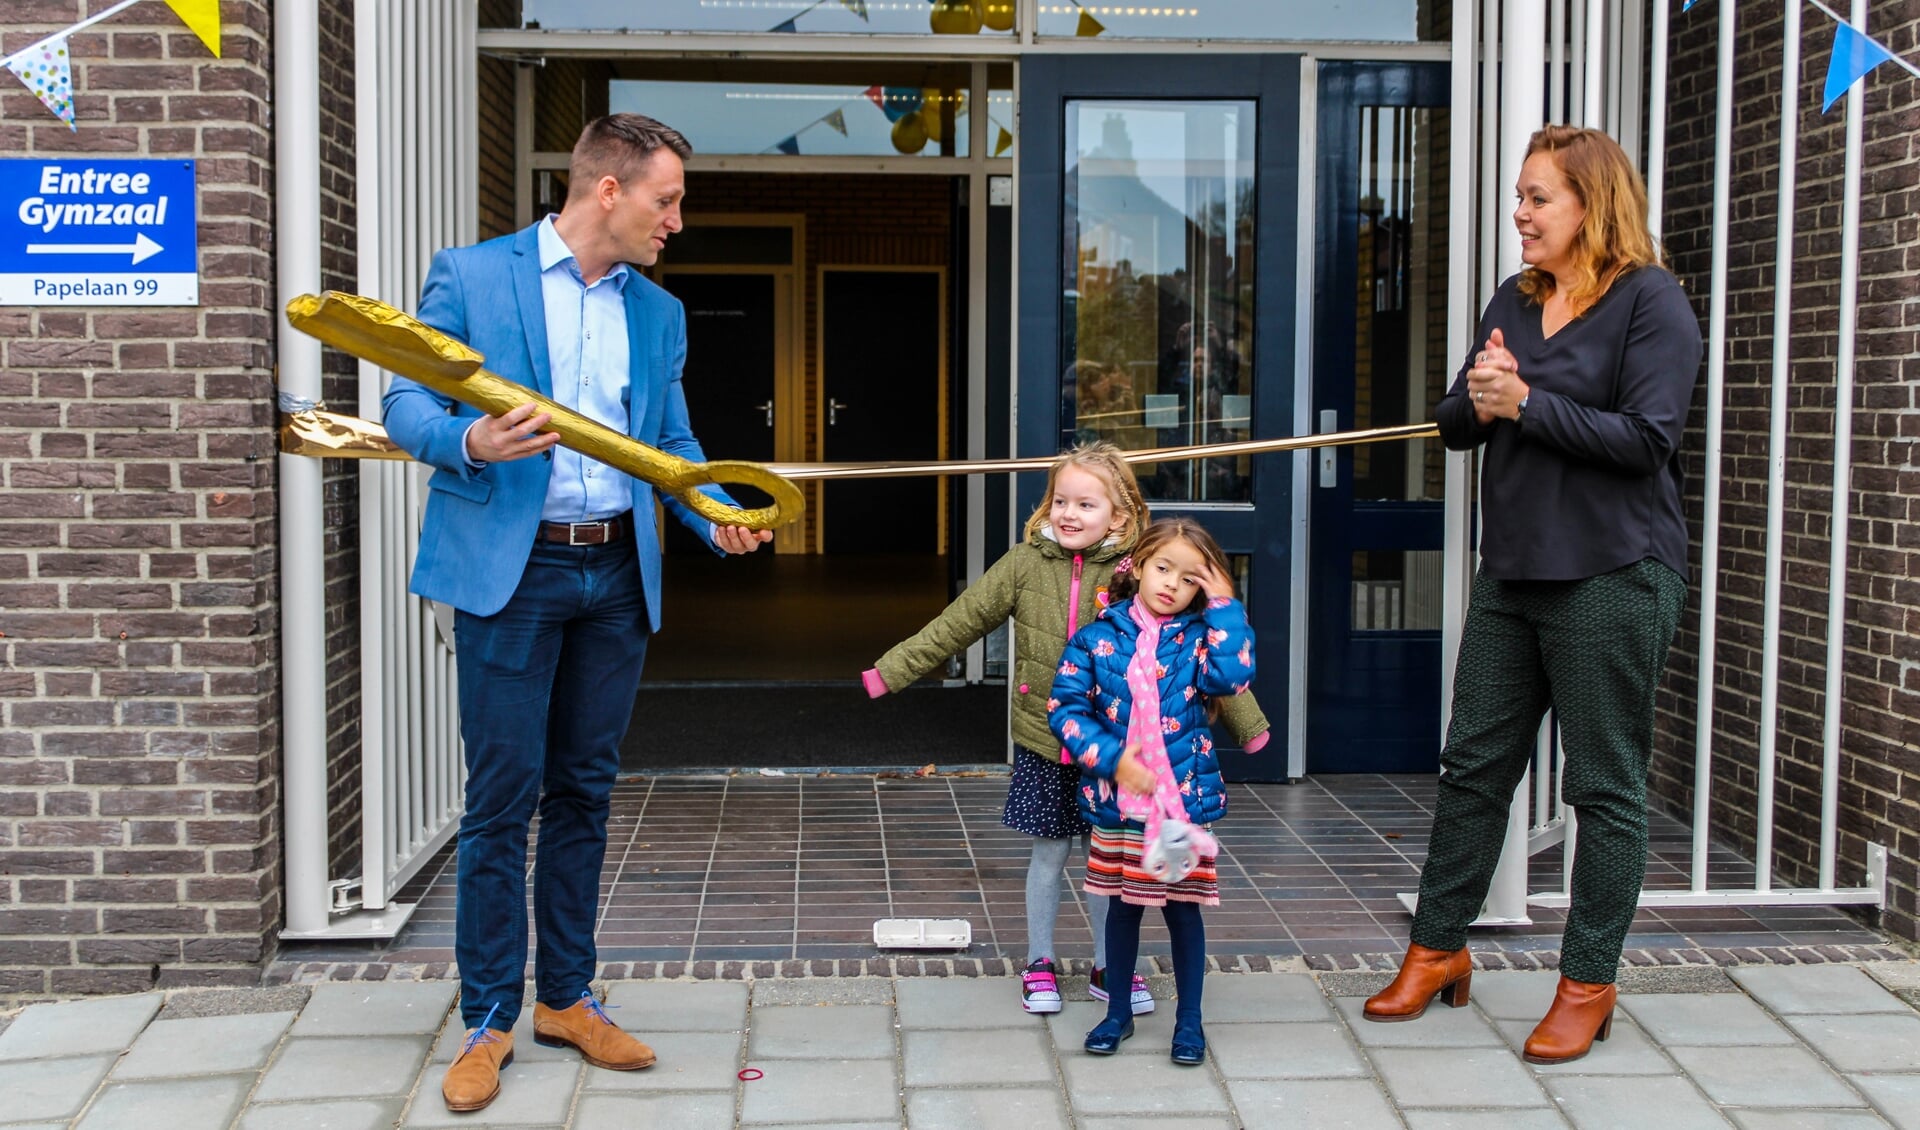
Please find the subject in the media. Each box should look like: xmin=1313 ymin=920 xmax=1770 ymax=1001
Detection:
xmin=1114 ymin=556 xmax=1133 ymax=575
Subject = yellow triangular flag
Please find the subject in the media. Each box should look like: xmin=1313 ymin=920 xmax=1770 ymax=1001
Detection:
xmin=165 ymin=0 xmax=222 ymax=58
xmin=1076 ymin=8 xmax=1105 ymax=37
xmin=995 ymin=127 xmax=1013 ymax=157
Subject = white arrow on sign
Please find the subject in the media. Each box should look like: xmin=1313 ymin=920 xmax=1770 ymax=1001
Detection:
xmin=26 ymin=232 xmax=164 ymax=265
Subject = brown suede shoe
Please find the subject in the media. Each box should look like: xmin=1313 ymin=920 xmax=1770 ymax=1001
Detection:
xmin=442 ymin=1025 xmax=514 ymax=1112
xmin=533 ymin=992 xmax=657 ymax=1071
xmin=1523 ymin=976 xmax=1616 ymax=1064
xmin=1363 ymin=943 xmax=1473 ymax=1022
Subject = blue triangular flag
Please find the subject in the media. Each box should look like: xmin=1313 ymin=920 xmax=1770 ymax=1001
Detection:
xmin=770 ymin=17 xmax=798 ymax=32
xmin=1824 ymin=22 xmax=1897 ymax=112
xmin=1682 ymin=0 xmax=1698 ymax=11
xmin=776 ymin=135 xmax=801 ymax=155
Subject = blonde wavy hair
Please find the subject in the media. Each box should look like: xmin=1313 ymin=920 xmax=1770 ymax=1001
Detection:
xmin=1515 ymin=125 xmax=1663 ymax=318
xmin=1023 ymin=441 xmax=1149 ymax=551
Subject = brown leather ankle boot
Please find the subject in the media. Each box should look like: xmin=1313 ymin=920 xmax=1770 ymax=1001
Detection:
xmin=1523 ymin=976 xmax=1616 ymax=1064
xmin=1363 ymin=943 xmax=1473 ymax=1022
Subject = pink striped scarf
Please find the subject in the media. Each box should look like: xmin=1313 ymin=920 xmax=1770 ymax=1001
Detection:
xmin=1117 ymin=596 xmax=1218 ymax=874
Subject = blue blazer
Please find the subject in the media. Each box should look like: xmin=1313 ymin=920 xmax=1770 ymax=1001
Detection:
xmin=380 ymin=223 xmax=731 ymax=626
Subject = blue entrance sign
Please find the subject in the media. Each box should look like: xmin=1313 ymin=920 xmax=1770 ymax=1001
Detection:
xmin=0 ymin=158 xmax=197 ymax=306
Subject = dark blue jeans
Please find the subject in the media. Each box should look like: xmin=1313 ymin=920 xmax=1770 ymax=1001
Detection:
xmin=453 ymin=536 xmax=649 ymax=1030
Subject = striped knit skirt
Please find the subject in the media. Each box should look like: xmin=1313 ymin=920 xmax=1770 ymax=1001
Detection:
xmin=1084 ymin=824 xmax=1220 ymax=908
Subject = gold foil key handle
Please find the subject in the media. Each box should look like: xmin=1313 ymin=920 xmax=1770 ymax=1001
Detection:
xmin=284 ymin=291 xmax=804 ymax=531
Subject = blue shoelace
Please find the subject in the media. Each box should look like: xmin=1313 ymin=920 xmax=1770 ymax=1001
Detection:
xmin=460 ymin=1002 xmax=505 ymax=1058
xmin=580 ymin=990 xmax=619 ymax=1026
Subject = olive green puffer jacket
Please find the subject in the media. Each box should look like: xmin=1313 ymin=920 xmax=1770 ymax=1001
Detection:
xmin=871 ymin=530 xmax=1271 ymax=757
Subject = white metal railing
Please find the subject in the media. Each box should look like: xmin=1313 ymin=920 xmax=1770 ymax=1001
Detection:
xmin=351 ymin=0 xmax=477 ymax=923
xmin=1412 ymin=0 xmax=1890 ymax=928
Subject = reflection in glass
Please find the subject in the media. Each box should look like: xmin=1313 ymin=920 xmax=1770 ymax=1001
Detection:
xmin=1034 ymin=1 xmax=1446 ymax=42
xmin=523 ymin=0 xmax=1017 ymax=36
xmin=1061 ymin=100 xmax=1255 ymax=503
xmin=610 ymin=81 xmax=979 ymax=158
xmin=1351 ymin=550 xmax=1442 ymax=631
xmin=1352 ymin=105 xmax=1450 ymax=503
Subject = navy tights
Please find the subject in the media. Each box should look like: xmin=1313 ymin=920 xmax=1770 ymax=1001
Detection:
xmin=1101 ymin=899 xmax=1206 ymax=1040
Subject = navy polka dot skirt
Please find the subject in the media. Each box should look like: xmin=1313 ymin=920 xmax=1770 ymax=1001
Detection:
xmin=1003 ymin=746 xmax=1092 ymax=839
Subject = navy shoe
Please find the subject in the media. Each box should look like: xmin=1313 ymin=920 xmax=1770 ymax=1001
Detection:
xmin=1084 ymin=1017 xmax=1134 ymax=1055
xmin=1170 ymin=1021 xmax=1207 ymax=1065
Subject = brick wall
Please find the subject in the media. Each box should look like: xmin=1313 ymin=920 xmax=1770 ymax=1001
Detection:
xmin=1654 ymin=0 xmax=1920 ymax=941
xmin=0 ymin=1 xmax=286 ymax=993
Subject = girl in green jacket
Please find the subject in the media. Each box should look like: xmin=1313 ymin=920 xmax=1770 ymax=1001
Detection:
xmin=864 ymin=443 xmax=1271 ymax=1017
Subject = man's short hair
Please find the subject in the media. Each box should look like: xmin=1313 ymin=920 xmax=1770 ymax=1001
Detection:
xmin=568 ymin=113 xmax=693 ymax=198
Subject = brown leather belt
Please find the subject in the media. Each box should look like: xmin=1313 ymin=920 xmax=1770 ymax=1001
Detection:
xmin=537 ymin=512 xmax=632 ymax=546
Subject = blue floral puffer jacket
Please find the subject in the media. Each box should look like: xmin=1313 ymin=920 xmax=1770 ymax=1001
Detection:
xmin=1047 ymin=595 xmax=1257 ymax=829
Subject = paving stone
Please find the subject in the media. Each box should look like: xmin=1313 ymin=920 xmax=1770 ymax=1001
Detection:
xmin=750 ymin=1005 xmax=895 ymax=1059
xmin=235 ymin=1100 xmax=406 ymax=1130
xmin=1728 ymin=1112 xmax=1891 ymax=1130
xmin=1196 ymin=974 xmax=1334 ymax=1022
xmin=1403 ymin=1111 xmax=1572 ymax=1130
xmin=582 ymin=1031 xmax=742 ymax=1091
xmin=1849 ymin=1074 xmax=1920 ymax=1130
xmin=1335 ymin=997 xmax=1505 ymax=1048
xmin=1059 ymin=1050 xmax=1230 ymax=1115
xmin=1227 ymin=1078 xmax=1402 ymax=1130
xmin=1460 ymin=970 xmax=1561 ymax=1020
xmin=749 ymin=1124 xmax=900 ymax=1130
xmin=572 ymin=1093 xmax=737 ymax=1130
xmin=750 ymin=979 xmax=893 ymax=1007
xmin=602 ymin=981 xmax=749 ymax=1032
xmin=0 ymin=994 xmax=163 ymax=1061
xmin=0 ymin=1055 xmax=116 ymax=1122
xmin=1078 ymin=1119 xmax=1235 ymax=1130
xmin=1542 ymin=1075 xmax=1732 ymax=1130
xmin=113 ymin=1011 xmax=297 ymax=1079
xmin=157 ymin=987 xmax=311 ymax=1021
xmin=1043 ymin=999 xmax=1123 ymax=1052
xmin=901 ymin=1026 xmax=1053 ymax=1086
xmin=1207 ymin=1022 xmax=1368 ymax=1079
xmin=907 ymin=1088 xmax=1072 ymax=1130
xmin=1669 ymin=1046 xmax=1865 ymax=1108
xmin=404 ymin=1060 xmax=582 ymax=1127
xmin=1729 ymin=967 xmax=1910 ymax=1016
xmin=1779 ymin=1013 xmax=1920 ymax=1072
xmin=738 ymin=1058 xmax=899 ymax=1124
xmin=893 ymin=978 xmax=1012 ymax=1030
xmin=429 ymin=1010 xmax=575 ymax=1064
xmin=76 ymin=1074 xmax=253 ymax=1130
xmin=1619 ymin=994 xmax=1798 ymax=1046
xmin=1370 ymin=1046 xmax=1551 ymax=1108
xmin=289 ymin=983 xmax=457 ymax=1038
xmin=1493 ymin=1017 xmax=1674 ymax=1074
xmin=251 ymin=1036 xmax=433 ymax=1102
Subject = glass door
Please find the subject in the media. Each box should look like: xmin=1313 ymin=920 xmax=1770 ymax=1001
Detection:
xmin=1308 ymin=62 xmax=1452 ymax=773
xmin=1019 ymin=55 xmax=1302 ymax=781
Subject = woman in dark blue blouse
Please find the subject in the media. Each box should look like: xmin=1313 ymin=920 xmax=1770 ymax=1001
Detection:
xmin=1363 ymin=126 xmax=1702 ymax=1065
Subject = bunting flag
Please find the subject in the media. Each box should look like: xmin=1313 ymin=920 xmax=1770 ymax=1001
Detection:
xmin=164 ymin=0 xmax=221 ymax=58
xmin=776 ymin=135 xmax=801 ymax=156
xmin=1076 ymin=8 xmax=1106 ymax=37
xmin=7 ymin=36 xmax=75 ymax=129
xmin=771 ymin=17 xmax=799 ymax=33
xmin=1823 ymin=21 xmax=1897 ymax=111
xmin=838 ymin=0 xmax=870 ymax=18
xmin=823 ymin=108 xmax=848 ymax=136
xmin=995 ymin=126 xmax=1014 ymax=157
xmin=862 ymin=85 xmax=885 ymax=111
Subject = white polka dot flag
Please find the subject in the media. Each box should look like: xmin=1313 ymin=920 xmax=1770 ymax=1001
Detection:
xmin=6 ymin=35 xmax=74 ymax=130
xmin=2 ymin=0 xmax=220 ymax=129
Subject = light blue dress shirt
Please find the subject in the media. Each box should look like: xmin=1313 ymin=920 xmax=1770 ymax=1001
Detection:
xmin=535 ymin=216 xmax=634 ymax=522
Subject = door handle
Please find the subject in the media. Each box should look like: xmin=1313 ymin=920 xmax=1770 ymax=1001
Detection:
xmin=754 ymin=400 xmax=774 ymax=427
xmin=1318 ymin=409 xmax=1338 ymax=488
xmin=828 ymin=398 xmax=848 ymax=426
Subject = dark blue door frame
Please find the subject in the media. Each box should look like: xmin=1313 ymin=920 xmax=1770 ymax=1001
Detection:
xmin=1307 ymin=61 xmax=1451 ymax=775
xmin=1017 ymin=54 xmax=1302 ymax=782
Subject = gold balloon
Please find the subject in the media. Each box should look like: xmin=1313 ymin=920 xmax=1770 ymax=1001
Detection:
xmin=283 ymin=292 xmax=805 ymax=531
xmin=928 ymin=0 xmax=984 ymax=35
xmin=982 ymin=0 xmax=1014 ymax=31
xmin=890 ymin=112 xmax=928 ymax=154
xmin=919 ymin=89 xmax=967 ymax=145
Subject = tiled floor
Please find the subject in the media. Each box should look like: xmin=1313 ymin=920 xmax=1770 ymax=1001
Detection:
xmin=275 ymin=774 xmax=1884 ymax=969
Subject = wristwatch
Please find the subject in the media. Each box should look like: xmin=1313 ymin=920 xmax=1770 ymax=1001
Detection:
xmin=1515 ymin=394 xmax=1530 ymax=423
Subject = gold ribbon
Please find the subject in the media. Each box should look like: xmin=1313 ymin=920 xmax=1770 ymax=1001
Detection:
xmin=284 ymin=291 xmax=807 ymax=531
xmin=279 ymin=406 xmax=410 ymax=460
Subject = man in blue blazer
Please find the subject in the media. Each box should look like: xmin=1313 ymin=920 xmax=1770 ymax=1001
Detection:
xmin=382 ymin=114 xmax=770 ymax=1113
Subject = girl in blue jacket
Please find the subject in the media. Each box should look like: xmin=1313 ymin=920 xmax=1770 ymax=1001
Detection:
xmin=1049 ymin=517 xmax=1257 ymax=1065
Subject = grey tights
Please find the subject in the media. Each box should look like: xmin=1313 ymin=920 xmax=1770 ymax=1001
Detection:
xmin=1025 ymin=835 xmax=1115 ymax=971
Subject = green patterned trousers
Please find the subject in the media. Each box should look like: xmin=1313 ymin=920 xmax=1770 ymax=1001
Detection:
xmin=1410 ymin=558 xmax=1686 ymax=984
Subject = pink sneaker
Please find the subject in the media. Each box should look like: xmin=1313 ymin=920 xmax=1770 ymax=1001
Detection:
xmin=1089 ymin=966 xmax=1156 ymax=1014
xmin=1021 ymin=958 xmax=1063 ymax=1014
